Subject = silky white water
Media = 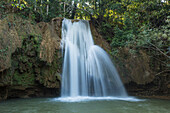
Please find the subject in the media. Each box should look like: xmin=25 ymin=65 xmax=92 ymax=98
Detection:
xmin=61 ymin=18 xmax=127 ymax=98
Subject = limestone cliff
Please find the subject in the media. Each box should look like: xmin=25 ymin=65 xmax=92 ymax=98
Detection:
xmin=0 ymin=15 xmax=62 ymax=100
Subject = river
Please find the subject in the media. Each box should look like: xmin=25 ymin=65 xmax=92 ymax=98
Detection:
xmin=0 ymin=97 xmax=169 ymax=113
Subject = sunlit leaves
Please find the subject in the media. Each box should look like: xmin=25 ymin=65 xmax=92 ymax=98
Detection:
xmin=10 ymin=0 xmax=27 ymax=10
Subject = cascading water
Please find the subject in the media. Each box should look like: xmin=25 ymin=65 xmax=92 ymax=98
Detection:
xmin=60 ymin=18 xmax=127 ymax=98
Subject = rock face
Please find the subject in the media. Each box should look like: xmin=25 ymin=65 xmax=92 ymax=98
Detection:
xmin=115 ymin=48 xmax=170 ymax=98
xmin=116 ymin=48 xmax=154 ymax=84
xmin=0 ymin=14 xmax=22 ymax=72
xmin=0 ymin=15 xmax=62 ymax=101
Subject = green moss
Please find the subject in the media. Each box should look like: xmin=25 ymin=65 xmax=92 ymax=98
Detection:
xmin=10 ymin=31 xmax=43 ymax=86
xmin=13 ymin=71 xmax=35 ymax=86
xmin=18 ymin=56 xmax=28 ymax=63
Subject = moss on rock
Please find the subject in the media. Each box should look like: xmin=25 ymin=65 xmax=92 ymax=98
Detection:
xmin=0 ymin=14 xmax=62 ymax=100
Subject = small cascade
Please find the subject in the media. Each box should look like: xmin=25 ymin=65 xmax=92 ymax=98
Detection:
xmin=61 ymin=18 xmax=127 ymax=97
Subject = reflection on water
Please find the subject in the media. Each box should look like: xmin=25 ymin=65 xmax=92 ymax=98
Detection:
xmin=0 ymin=97 xmax=170 ymax=113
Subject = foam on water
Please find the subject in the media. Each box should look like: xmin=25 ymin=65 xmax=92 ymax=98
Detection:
xmin=53 ymin=96 xmax=144 ymax=102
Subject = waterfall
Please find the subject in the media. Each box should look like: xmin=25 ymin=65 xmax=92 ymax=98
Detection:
xmin=61 ymin=18 xmax=127 ymax=98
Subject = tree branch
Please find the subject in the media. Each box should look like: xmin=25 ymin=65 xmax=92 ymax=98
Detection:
xmin=156 ymin=70 xmax=170 ymax=76
xmin=148 ymin=42 xmax=170 ymax=59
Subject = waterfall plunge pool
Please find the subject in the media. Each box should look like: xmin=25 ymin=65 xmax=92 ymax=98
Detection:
xmin=1 ymin=19 xmax=169 ymax=113
xmin=0 ymin=97 xmax=170 ymax=113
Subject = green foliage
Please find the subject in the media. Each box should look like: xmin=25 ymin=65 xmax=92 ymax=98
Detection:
xmin=109 ymin=13 xmax=137 ymax=48
xmin=99 ymin=22 xmax=113 ymax=42
xmin=1 ymin=0 xmax=168 ymax=23
xmin=136 ymin=16 xmax=170 ymax=48
xmin=98 ymin=1 xmax=169 ymax=49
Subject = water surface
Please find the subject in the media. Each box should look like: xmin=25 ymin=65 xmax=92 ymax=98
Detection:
xmin=0 ymin=97 xmax=170 ymax=113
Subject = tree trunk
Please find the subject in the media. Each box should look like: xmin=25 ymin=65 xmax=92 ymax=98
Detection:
xmin=64 ymin=2 xmax=65 ymax=17
xmin=34 ymin=0 xmax=36 ymax=11
xmin=40 ymin=0 xmax=43 ymax=15
xmin=70 ymin=1 xmax=76 ymax=19
xmin=47 ymin=0 xmax=49 ymax=15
